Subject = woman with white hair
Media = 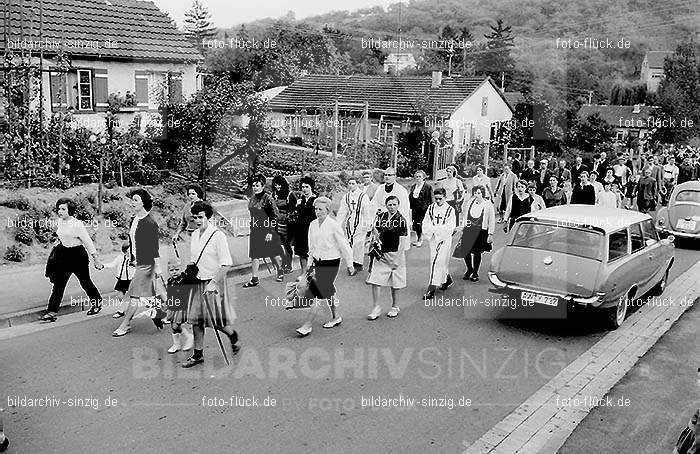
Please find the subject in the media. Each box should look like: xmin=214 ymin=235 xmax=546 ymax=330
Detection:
xmin=295 ymin=197 xmax=355 ymax=337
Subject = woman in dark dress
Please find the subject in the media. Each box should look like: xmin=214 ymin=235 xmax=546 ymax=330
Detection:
xmin=293 ymin=176 xmax=317 ymax=273
xmin=452 ymin=186 xmax=496 ymax=281
xmin=571 ymin=171 xmax=596 ymax=205
xmin=272 ymin=175 xmax=297 ymax=274
xmin=408 ymin=170 xmax=433 ymax=247
xmin=504 ymin=180 xmax=532 ymax=232
xmin=243 ymin=174 xmax=284 ymax=288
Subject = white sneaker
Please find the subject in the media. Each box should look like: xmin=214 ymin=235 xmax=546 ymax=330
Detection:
xmin=415 ymin=240 xmax=423 ymax=247
xmin=323 ymin=317 xmax=342 ymax=328
xmin=367 ymin=306 xmax=381 ymax=320
xmin=181 ymin=329 xmax=194 ymax=351
xmin=387 ymin=307 xmax=400 ymax=318
xmin=167 ymin=334 xmax=181 ymax=354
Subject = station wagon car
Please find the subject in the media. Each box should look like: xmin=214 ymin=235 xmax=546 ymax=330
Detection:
xmin=488 ymin=205 xmax=675 ymax=329
xmin=656 ymin=181 xmax=700 ymax=240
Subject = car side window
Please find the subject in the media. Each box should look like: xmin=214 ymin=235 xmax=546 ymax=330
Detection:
xmin=630 ymin=223 xmax=644 ymax=253
xmin=641 ymin=219 xmax=658 ymax=242
xmin=608 ymin=229 xmax=629 ymax=261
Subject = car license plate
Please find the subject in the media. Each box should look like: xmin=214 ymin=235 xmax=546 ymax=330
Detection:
xmin=676 ymin=219 xmax=697 ymax=231
xmin=521 ymin=291 xmax=558 ymax=306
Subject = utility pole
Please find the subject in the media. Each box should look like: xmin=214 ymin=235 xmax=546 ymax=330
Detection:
xmin=333 ymin=99 xmax=338 ymax=159
xmin=588 ymin=90 xmax=593 ymax=104
xmin=363 ymin=101 xmax=369 ymax=160
xmin=500 ymin=72 xmax=505 ymax=93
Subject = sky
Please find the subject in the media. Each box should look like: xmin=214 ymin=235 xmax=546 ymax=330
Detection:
xmin=151 ymin=0 xmax=397 ymax=29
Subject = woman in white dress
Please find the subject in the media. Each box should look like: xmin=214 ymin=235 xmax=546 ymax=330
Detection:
xmin=472 ymin=165 xmax=493 ymax=200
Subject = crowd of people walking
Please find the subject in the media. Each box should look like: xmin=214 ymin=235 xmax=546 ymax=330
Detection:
xmin=38 ymin=143 xmax=700 ymax=364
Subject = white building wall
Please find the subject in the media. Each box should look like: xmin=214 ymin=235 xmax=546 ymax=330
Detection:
xmin=447 ymin=81 xmax=513 ymax=158
xmin=29 ymin=56 xmax=197 ymax=133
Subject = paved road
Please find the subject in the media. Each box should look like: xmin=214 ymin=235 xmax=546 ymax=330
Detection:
xmin=1 ymin=229 xmax=698 ymax=453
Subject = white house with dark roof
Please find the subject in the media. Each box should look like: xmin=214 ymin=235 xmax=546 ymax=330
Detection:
xmin=640 ymin=51 xmax=673 ymax=93
xmin=0 ymin=0 xmax=202 ymax=132
xmin=267 ymin=72 xmax=513 ymax=162
xmin=578 ymin=104 xmax=658 ymax=141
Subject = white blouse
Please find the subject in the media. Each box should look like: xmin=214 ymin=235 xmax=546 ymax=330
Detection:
xmin=307 ymin=216 xmax=353 ymax=266
xmin=190 ymin=225 xmax=232 ymax=280
xmin=56 ymin=217 xmax=97 ymax=255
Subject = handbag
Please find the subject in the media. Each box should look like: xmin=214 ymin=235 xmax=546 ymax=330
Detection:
xmin=45 ymin=244 xmax=60 ymax=283
xmin=165 ymin=231 xmax=220 ymax=311
xmin=284 ymin=265 xmax=316 ymax=309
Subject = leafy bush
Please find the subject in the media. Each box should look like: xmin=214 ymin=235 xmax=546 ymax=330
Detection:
xmin=14 ymin=218 xmax=35 ymax=246
xmin=102 ymin=206 xmax=131 ymax=229
xmin=73 ymin=197 xmax=95 ymax=222
xmin=0 ymin=197 xmax=31 ymax=210
xmin=4 ymin=245 xmax=27 ymax=262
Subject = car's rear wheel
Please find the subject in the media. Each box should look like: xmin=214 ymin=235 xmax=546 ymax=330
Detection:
xmin=650 ymin=265 xmax=671 ymax=296
xmin=605 ymin=291 xmax=632 ymax=330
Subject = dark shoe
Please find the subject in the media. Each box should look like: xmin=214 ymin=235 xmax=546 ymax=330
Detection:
xmin=439 ymin=275 xmax=453 ymax=291
xmin=0 ymin=435 xmax=9 ymax=453
xmin=463 ymin=272 xmax=472 ymax=280
xmin=353 ymin=262 xmax=364 ymax=271
xmin=228 ymin=330 xmax=240 ymax=355
xmin=470 ymin=274 xmax=479 ymax=282
xmin=112 ymin=311 xmax=125 ymax=319
xmin=422 ymin=286 xmax=436 ymax=300
xmin=152 ymin=318 xmax=164 ymax=330
xmin=182 ymin=356 xmax=204 ymax=368
xmin=275 ymin=273 xmax=284 ymax=283
xmin=40 ymin=312 xmax=58 ymax=322
xmin=86 ymin=304 xmax=102 ymax=316
xmin=283 ymin=266 xmax=293 ymax=274
xmin=243 ymin=278 xmax=259 ymax=288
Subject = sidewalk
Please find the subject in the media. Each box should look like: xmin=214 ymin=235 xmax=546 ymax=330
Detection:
xmin=559 ymin=294 xmax=699 ymax=453
xmin=0 ymin=197 xmax=252 ymax=328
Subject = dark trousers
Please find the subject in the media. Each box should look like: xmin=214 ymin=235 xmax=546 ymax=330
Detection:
xmin=279 ymin=229 xmax=294 ymax=268
xmin=47 ymin=246 xmax=102 ymax=313
xmin=412 ymin=208 xmax=427 ymax=240
xmin=464 ymin=254 xmax=482 ymax=276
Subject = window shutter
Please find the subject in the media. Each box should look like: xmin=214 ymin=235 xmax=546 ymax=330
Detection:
xmin=50 ymin=72 xmax=67 ymax=109
xmin=135 ymin=71 xmax=149 ymax=106
xmin=94 ymin=69 xmax=108 ymax=108
xmin=169 ymin=74 xmax=183 ymax=104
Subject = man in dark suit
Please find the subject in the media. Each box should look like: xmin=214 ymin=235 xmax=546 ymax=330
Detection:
xmin=511 ymin=153 xmax=523 ymax=178
xmin=571 ymin=155 xmax=588 ymax=184
xmin=536 ymin=159 xmax=553 ymax=194
xmin=591 ymin=152 xmax=609 ymax=177
xmin=520 ymin=159 xmax=538 ymax=185
xmin=555 ymin=159 xmax=571 ymax=185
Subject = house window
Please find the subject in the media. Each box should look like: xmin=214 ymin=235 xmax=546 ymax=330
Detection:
xmin=77 ymin=70 xmax=93 ymax=111
xmin=135 ymin=71 xmax=149 ymax=107
xmin=481 ymin=97 xmax=488 ymax=116
xmin=489 ymin=122 xmax=499 ymax=142
xmin=49 ymin=69 xmax=96 ymax=112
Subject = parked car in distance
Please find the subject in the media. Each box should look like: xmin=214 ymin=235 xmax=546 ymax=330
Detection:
xmin=488 ymin=205 xmax=675 ymax=329
xmin=656 ymin=181 xmax=700 ymax=242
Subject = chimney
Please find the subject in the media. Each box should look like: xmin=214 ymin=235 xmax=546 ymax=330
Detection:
xmin=431 ymin=70 xmax=442 ymax=88
xmin=632 ymin=104 xmax=641 ymax=114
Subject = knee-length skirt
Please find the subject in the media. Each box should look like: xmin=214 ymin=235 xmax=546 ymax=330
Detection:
xmin=129 ymin=264 xmax=158 ymax=298
xmin=249 ymin=228 xmax=283 ymax=259
xmin=309 ymin=258 xmax=341 ymax=300
xmin=366 ymin=251 xmax=406 ymax=289
xmin=186 ymin=280 xmax=237 ymax=328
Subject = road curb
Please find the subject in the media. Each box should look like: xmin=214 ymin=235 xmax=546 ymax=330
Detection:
xmin=462 ymin=260 xmax=700 ymax=454
xmin=0 ymin=261 xmax=256 ymax=330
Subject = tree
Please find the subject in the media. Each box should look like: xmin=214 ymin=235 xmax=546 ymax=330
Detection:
xmin=569 ymin=112 xmax=615 ymax=152
xmin=653 ymin=41 xmax=700 ymax=144
xmin=184 ymin=0 xmax=217 ymax=54
xmin=477 ymin=19 xmax=516 ymax=85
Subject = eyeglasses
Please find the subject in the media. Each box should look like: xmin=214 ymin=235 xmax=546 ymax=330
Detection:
xmin=434 ymin=197 xmax=444 ymax=201
xmin=385 ymin=173 xmax=395 ymax=176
